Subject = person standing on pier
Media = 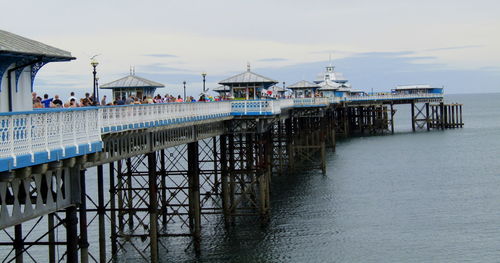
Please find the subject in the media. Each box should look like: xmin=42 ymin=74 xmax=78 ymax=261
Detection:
xmin=52 ymin=95 xmax=63 ymax=108
xmin=41 ymin=94 xmax=53 ymax=108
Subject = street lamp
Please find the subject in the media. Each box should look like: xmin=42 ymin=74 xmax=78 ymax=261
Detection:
xmin=183 ymin=81 xmax=187 ymax=101
xmin=282 ymin=81 xmax=285 ymax=98
xmin=91 ymin=59 xmax=99 ymax=105
xmin=96 ymin=77 xmax=100 ymax=104
xmin=201 ymin=72 xmax=207 ymax=93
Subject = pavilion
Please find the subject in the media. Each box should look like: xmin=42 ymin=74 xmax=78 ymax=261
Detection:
xmin=287 ymin=80 xmax=320 ymax=98
xmin=212 ymin=85 xmax=230 ymax=98
xmin=218 ymin=64 xmax=278 ymax=100
xmin=100 ymin=71 xmax=165 ymax=102
xmin=0 ymin=29 xmax=75 ymax=112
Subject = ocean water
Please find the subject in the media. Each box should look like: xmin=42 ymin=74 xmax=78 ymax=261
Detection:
xmin=172 ymin=93 xmax=500 ymax=262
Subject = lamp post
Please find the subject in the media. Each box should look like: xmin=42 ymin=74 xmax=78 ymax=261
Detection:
xmin=183 ymin=81 xmax=187 ymax=101
xmin=96 ymin=77 xmax=100 ymax=104
xmin=91 ymin=59 xmax=99 ymax=105
xmin=282 ymin=81 xmax=285 ymax=98
xmin=201 ymin=72 xmax=207 ymax=93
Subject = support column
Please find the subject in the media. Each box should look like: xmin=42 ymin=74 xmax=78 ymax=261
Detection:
xmin=109 ymin=162 xmax=118 ymax=258
xmin=220 ymin=135 xmax=231 ymax=227
xmin=439 ymin=102 xmax=446 ymax=130
xmin=411 ymin=101 xmax=416 ymax=132
xmin=147 ymin=152 xmax=159 ymax=263
xmin=117 ymin=160 xmax=124 ymax=233
xmin=390 ymin=103 xmax=395 ymax=134
xmin=213 ymin=137 xmax=220 ymax=195
xmin=14 ymin=224 xmax=23 ymax=263
xmin=66 ymin=206 xmax=78 ymax=263
xmin=48 ymin=213 xmax=55 ymax=263
xmin=460 ymin=104 xmax=463 ymax=127
xmin=126 ymin=158 xmax=134 ymax=230
xmin=228 ymin=134 xmax=236 ymax=225
xmin=79 ymin=169 xmax=89 ymax=263
xmin=426 ymin=103 xmax=430 ymax=131
xmin=160 ymin=149 xmax=167 ymax=226
xmin=187 ymin=142 xmax=201 ymax=251
xmin=286 ymin=117 xmax=294 ymax=171
xmin=97 ymin=165 xmax=106 ymax=263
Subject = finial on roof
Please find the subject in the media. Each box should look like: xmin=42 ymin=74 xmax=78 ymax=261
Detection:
xmin=130 ymin=66 xmax=133 ymax=75
xmin=247 ymin=62 xmax=251 ymax=72
xmin=329 ymin=53 xmax=332 ymax=66
xmin=133 ymin=66 xmax=135 ymax=75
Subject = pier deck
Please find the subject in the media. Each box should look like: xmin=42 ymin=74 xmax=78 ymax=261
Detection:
xmin=0 ymin=92 xmax=464 ymax=262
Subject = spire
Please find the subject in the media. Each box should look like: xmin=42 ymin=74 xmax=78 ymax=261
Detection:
xmin=130 ymin=66 xmax=133 ymax=75
xmin=247 ymin=62 xmax=251 ymax=72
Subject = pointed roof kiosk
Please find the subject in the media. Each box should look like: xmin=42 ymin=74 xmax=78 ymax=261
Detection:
xmin=212 ymin=85 xmax=231 ymax=98
xmin=219 ymin=64 xmax=278 ymax=100
xmin=0 ymin=30 xmax=75 ymax=112
xmin=100 ymin=70 xmax=165 ymax=102
xmin=287 ymin=80 xmax=320 ymax=98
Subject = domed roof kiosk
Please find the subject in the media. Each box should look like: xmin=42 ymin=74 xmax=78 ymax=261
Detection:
xmin=0 ymin=29 xmax=75 ymax=112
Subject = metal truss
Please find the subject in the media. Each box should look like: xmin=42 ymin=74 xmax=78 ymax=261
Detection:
xmin=0 ymin=162 xmax=82 ymax=263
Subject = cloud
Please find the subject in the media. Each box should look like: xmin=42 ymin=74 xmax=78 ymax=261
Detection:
xmin=424 ymin=45 xmax=483 ymax=52
xmin=257 ymin=58 xmax=288 ymax=62
xmin=143 ymin=53 xmax=178 ymax=58
xmin=354 ymin=51 xmax=416 ymax=57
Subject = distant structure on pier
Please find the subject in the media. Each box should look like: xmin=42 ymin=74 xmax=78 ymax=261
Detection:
xmin=219 ymin=64 xmax=278 ymax=99
xmin=314 ymin=64 xmax=364 ymax=99
xmin=287 ymin=80 xmax=320 ymax=98
xmin=212 ymin=86 xmax=230 ymax=97
xmin=100 ymin=70 xmax=165 ymax=101
xmin=0 ymin=29 xmax=75 ymax=112
xmin=392 ymin=85 xmax=443 ymax=95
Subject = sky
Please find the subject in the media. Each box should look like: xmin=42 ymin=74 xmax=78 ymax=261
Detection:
xmin=1 ymin=0 xmax=499 ymax=98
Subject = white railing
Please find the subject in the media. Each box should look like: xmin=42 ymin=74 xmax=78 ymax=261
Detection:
xmin=231 ymin=100 xmax=280 ymax=115
xmin=346 ymin=93 xmax=443 ymax=101
xmin=293 ymin=97 xmax=329 ymax=106
xmin=328 ymin=97 xmax=341 ymax=104
xmin=99 ymin=101 xmax=232 ymax=133
xmin=277 ymin=99 xmax=294 ymax=109
xmin=0 ymin=108 xmax=101 ymax=165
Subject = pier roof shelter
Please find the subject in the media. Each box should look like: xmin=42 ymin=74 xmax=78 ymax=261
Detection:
xmin=287 ymin=80 xmax=320 ymax=98
xmin=219 ymin=65 xmax=278 ymax=100
xmin=270 ymin=85 xmax=287 ymax=98
xmin=100 ymin=72 xmax=165 ymax=102
xmin=0 ymin=29 xmax=75 ymax=112
xmin=213 ymin=85 xmax=230 ymax=98
xmin=392 ymin=85 xmax=443 ymax=95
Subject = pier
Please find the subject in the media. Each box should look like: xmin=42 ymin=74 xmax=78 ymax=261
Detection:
xmin=0 ymin=31 xmax=464 ymax=262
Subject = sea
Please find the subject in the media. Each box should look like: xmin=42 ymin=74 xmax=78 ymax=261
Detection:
xmin=169 ymin=93 xmax=500 ymax=262
xmin=2 ymin=93 xmax=500 ymax=262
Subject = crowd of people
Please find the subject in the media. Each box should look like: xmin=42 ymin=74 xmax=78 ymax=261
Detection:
xmin=32 ymin=92 xmax=222 ymax=109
